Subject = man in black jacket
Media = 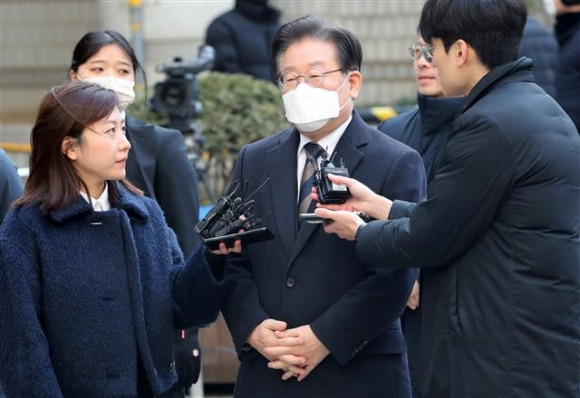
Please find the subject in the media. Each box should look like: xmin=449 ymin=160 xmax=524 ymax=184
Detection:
xmin=554 ymin=0 xmax=580 ymax=131
xmin=316 ymin=0 xmax=580 ymax=397
xmin=205 ymin=0 xmax=281 ymax=83
xmin=377 ymin=36 xmax=464 ymax=398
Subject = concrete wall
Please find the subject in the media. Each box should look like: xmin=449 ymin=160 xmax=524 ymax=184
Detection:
xmin=0 ymin=0 xmax=233 ymax=123
xmin=0 ymin=0 xmax=421 ymax=125
xmin=0 ymin=0 xmax=553 ymax=125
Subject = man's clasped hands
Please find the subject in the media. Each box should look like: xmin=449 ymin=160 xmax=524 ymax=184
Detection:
xmin=248 ymin=319 xmax=329 ymax=381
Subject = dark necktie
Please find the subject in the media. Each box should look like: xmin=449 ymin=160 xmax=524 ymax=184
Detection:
xmin=298 ymin=142 xmax=325 ymax=214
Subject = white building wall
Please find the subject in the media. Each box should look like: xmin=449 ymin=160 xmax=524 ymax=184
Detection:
xmin=0 ymin=0 xmax=552 ymax=123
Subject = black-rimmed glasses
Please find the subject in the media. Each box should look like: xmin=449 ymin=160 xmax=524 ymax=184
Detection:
xmin=277 ymin=68 xmax=344 ymax=91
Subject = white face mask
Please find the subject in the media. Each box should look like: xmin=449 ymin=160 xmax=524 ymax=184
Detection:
xmin=78 ymin=75 xmax=136 ymax=110
xmin=282 ymin=74 xmax=351 ymax=133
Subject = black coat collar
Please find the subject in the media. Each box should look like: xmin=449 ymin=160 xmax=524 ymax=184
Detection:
xmin=463 ymin=57 xmax=534 ymax=113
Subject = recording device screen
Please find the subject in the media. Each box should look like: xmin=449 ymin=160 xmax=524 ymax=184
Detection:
xmin=204 ymin=228 xmax=274 ymax=250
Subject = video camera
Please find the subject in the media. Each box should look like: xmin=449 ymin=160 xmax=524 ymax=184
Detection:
xmin=150 ymin=45 xmax=215 ymax=133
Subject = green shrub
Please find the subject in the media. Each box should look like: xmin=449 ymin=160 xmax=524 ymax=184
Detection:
xmin=198 ymin=72 xmax=289 ymax=153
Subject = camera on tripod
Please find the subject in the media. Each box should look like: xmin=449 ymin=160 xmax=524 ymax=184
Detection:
xmin=150 ymin=45 xmax=217 ymax=201
xmin=313 ymin=153 xmax=350 ymax=204
xmin=150 ymin=45 xmax=215 ymax=133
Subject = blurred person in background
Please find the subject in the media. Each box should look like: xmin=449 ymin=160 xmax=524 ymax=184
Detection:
xmin=0 ymin=80 xmax=237 ymax=397
xmin=68 ymin=30 xmax=204 ymax=396
xmin=377 ymin=36 xmax=464 ymax=398
xmin=0 ymin=149 xmax=24 ymax=222
xmin=0 ymin=149 xmax=24 ymax=398
xmin=554 ymin=0 xmax=580 ymax=131
xmin=205 ymin=0 xmax=281 ymax=83
xmin=519 ymin=13 xmax=559 ymax=97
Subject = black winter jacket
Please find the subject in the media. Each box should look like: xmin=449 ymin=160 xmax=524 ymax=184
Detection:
xmin=519 ymin=16 xmax=559 ymax=98
xmin=358 ymin=58 xmax=580 ymax=397
xmin=378 ymin=94 xmax=464 ymax=181
xmin=555 ymin=12 xmax=580 ymax=132
xmin=205 ymin=0 xmax=281 ymax=83
xmin=378 ymin=94 xmax=464 ymax=397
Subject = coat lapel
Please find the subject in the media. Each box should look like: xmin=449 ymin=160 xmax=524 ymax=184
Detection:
xmin=125 ymin=117 xmax=157 ymax=199
xmin=266 ymin=130 xmax=300 ymax=257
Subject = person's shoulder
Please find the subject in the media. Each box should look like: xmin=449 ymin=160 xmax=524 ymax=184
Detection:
xmin=127 ymin=116 xmax=182 ymax=138
xmin=0 ymin=149 xmax=18 ymax=169
xmin=366 ymin=123 xmax=421 ymax=157
xmin=523 ymin=16 xmax=550 ymax=36
xmin=242 ymin=126 xmax=293 ymax=152
xmin=207 ymin=9 xmax=238 ymax=30
xmin=151 ymin=124 xmax=184 ymax=142
xmin=377 ymin=108 xmax=419 ymax=136
xmin=119 ymin=184 xmax=163 ymax=217
xmin=0 ymin=204 xmax=43 ymax=238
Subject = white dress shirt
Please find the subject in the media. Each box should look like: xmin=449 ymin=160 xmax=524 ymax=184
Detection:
xmin=296 ymin=115 xmax=352 ymax=203
xmin=79 ymin=183 xmax=111 ymax=212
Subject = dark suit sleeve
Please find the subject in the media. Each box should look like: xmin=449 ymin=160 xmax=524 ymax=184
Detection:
xmin=357 ymin=115 xmax=513 ymax=268
xmin=153 ymin=127 xmax=202 ymax=257
xmin=311 ymin=147 xmax=426 ymax=365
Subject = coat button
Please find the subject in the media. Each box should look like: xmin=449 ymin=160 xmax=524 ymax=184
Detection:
xmin=286 ymin=277 xmax=295 ymax=288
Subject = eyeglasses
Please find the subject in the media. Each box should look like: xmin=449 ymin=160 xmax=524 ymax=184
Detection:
xmin=408 ymin=43 xmax=435 ymax=63
xmin=277 ymin=68 xmax=344 ymax=91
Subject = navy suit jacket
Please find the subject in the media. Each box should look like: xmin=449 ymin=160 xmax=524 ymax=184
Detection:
xmin=222 ymin=112 xmax=426 ymax=397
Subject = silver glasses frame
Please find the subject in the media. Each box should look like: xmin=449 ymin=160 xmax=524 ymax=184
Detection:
xmin=407 ymin=43 xmax=435 ymax=63
xmin=277 ymin=68 xmax=344 ymax=91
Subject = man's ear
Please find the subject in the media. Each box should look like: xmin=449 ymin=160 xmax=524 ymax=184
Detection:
xmin=61 ymin=136 xmax=79 ymax=160
xmin=348 ymin=70 xmax=363 ymax=100
xmin=455 ymin=39 xmax=469 ymax=67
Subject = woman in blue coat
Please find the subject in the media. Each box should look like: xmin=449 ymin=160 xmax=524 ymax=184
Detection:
xmin=68 ymin=29 xmax=206 ymax=394
xmin=0 ymin=81 xmax=238 ymax=397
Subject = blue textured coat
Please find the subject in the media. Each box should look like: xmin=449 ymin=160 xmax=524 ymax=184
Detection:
xmin=0 ymin=184 xmax=226 ymax=397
